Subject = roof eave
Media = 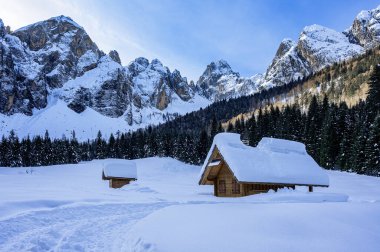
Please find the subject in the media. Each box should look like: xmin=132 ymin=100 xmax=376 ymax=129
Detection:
xmin=237 ymin=180 xmax=329 ymax=187
xmin=103 ymin=176 xmax=137 ymax=180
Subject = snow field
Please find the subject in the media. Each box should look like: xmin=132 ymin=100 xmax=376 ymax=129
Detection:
xmin=0 ymin=157 xmax=379 ymax=251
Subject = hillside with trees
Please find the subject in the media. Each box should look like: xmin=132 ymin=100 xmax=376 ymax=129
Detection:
xmin=1 ymin=63 xmax=380 ymax=176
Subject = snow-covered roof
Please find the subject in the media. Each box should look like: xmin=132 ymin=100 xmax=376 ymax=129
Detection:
xmin=103 ymin=160 xmax=137 ymax=179
xmin=199 ymin=133 xmax=329 ymax=186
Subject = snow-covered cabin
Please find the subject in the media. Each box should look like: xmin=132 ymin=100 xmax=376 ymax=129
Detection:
xmin=102 ymin=160 xmax=137 ymax=188
xmin=199 ymin=133 xmax=329 ymax=197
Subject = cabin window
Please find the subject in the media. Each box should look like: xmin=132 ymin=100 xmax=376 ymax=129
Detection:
xmin=219 ymin=180 xmax=226 ymax=193
xmin=232 ymin=179 xmax=240 ymax=194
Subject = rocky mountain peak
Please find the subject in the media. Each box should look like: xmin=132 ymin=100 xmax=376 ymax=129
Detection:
xmin=13 ymin=15 xmax=101 ymax=87
xmin=108 ymin=50 xmax=121 ymax=64
xmin=262 ymin=37 xmax=309 ymax=88
xmin=207 ymin=59 xmax=237 ymax=76
xmin=13 ymin=15 xmax=86 ymax=52
xmin=266 ymin=38 xmax=297 ymax=73
xmin=127 ymin=57 xmax=149 ymax=76
xmin=297 ymin=24 xmax=364 ymax=71
xmin=347 ymin=5 xmax=380 ymax=49
xmin=126 ymin=57 xmax=194 ymax=111
xmin=275 ymin=39 xmax=296 ymax=58
xmin=149 ymin=58 xmax=168 ymax=74
xmin=196 ymin=59 xmax=260 ymax=101
xmin=0 ymin=18 xmax=5 ymax=37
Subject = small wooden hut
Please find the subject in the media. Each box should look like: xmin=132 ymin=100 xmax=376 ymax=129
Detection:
xmin=199 ymin=133 xmax=329 ymax=197
xmin=102 ymin=160 xmax=137 ymax=188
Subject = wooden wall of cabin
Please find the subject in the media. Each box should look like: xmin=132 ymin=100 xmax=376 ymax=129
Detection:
xmin=109 ymin=178 xmax=131 ymax=188
xmin=242 ymin=184 xmax=295 ymax=196
xmin=215 ymin=163 xmax=244 ymax=197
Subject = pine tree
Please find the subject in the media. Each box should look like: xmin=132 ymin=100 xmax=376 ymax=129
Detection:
xmin=226 ymin=122 xmax=234 ymax=132
xmin=68 ymin=131 xmax=80 ymax=163
xmin=108 ymin=133 xmax=116 ymax=158
xmin=183 ymin=134 xmax=196 ymax=164
xmin=197 ymin=130 xmax=209 ymax=164
xmin=319 ymin=114 xmax=335 ymax=168
xmin=162 ymin=133 xmax=173 ymax=157
xmin=42 ymin=130 xmax=53 ymax=166
xmin=235 ymin=118 xmax=243 ymax=134
xmin=31 ymin=136 xmax=44 ymax=166
xmin=366 ymin=65 xmax=380 ymax=122
xmin=247 ymin=115 xmax=259 ymax=146
xmin=7 ymin=130 xmax=22 ymax=167
xmin=350 ymin=126 xmax=368 ymax=174
xmin=95 ymin=131 xmax=106 ymax=159
xmin=210 ymin=116 xmax=218 ymax=140
xmin=365 ymin=113 xmax=380 ymax=176
xmin=0 ymin=136 xmax=9 ymax=166
xmin=304 ymin=96 xmax=320 ymax=159
xmin=21 ymin=136 xmax=32 ymax=167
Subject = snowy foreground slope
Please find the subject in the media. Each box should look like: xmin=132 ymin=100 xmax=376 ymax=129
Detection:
xmin=0 ymin=157 xmax=379 ymax=251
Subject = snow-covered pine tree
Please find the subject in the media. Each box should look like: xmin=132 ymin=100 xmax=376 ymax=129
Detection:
xmin=304 ymin=96 xmax=320 ymax=159
xmin=366 ymin=65 xmax=380 ymax=122
xmin=365 ymin=113 xmax=380 ymax=176
xmin=42 ymin=130 xmax=53 ymax=166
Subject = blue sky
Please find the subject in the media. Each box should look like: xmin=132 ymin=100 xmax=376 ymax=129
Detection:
xmin=0 ymin=0 xmax=377 ymax=80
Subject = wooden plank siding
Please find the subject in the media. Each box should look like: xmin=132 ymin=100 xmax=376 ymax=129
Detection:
xmin=215 ymin=163 xmax=243 ymax=197
xmin=109 ymin=178 xmax=134 ymax=188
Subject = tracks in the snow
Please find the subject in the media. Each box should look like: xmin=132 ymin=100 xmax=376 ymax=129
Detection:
xmin=0 ymin=202 xmax=172 ymax=252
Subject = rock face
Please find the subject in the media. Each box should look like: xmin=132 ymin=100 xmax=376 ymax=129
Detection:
xmin=0 ymin=16 xmax=200 ymax=123
xmin=196 ymin=6 xmax=380 ymax=98
xmin=196 ymin=60 xmax=261 ymax=101
xmin=1 ymin=5 xmax=380 ymax=127
xmin=298 ymin=25 xmax=364 ymax=70
xmin=262 ymin=39 xmax=310 ymax=88
xmin=195 ymin=5 xmax=380 ymax=99
xmin=109 ymin=50 xmax=121 ymax=64
xmin=262 ymin=24 xmax=365 ymax=87
xmin=126 ymin=58 xmax=193 ymax=110
xmin=0 ymin=18 xmax=47 ymax=115
xmin=13 ymin=15 xmax=102 ymax=87
xmin=0 ymin=16 xmax=104 ymax=115
xmin=346 ymin=5 xmax=380 ymax=49
xmin=0 ymin=18 xmax=5 ymax=37
xmin=59 ymin=56 xmax=132 ymax=118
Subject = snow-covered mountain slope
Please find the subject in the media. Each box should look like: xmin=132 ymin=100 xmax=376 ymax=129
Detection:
xmin=261 ymin=25 xmax=364 ymax=88
xmin=198 ymin=5 xmax=379 ymax=92
xmin=298 ymin=25 xmax=364 ymax=71
xmin=1 ymin=5 xmax=380 ymax=139
xmin=346 ymin=5 xmax=380 ymax=49
xmin=196 ymin=60 xmax=262 ymax=101
xmin=0 ymin=157 xmax=379 ymax=251
xmin=261 ymin=39 xmax=311 ymax=88
xmin=0 ymin=16 xmax=105 ymax=115
xmin=0 ymin=16 xmax=210 ymax=139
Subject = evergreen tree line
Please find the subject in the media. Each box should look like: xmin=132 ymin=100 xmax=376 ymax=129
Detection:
xmin=1 ymin=66 xmax=379 ymax=176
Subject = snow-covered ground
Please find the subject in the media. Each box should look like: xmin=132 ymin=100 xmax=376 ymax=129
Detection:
xmin=0 ymin=157 xmax=379 ymax=251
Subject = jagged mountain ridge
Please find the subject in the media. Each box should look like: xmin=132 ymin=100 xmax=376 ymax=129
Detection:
xmin=195 ymin=60 xmax=262 ymax=102
xmin=0 ymin=16 xmax=206 ymax=121
xmin=1 ymin=5 xmax=380 ymax=139
xmin=198 ymin=5 xmax=380 ymax=97
xmin=259 ymin=24 xmax=364 ymax=88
